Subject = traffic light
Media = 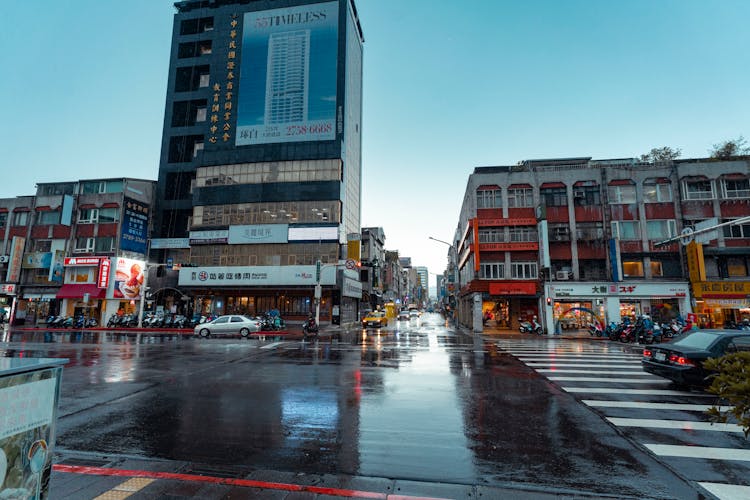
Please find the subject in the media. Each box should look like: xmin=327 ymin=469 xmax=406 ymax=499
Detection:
xmin=546 ymin=297 xmax=552 ymax=306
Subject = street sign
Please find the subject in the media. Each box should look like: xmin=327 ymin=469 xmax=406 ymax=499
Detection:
xmin=679 ymin=227 xmax=694 ymax=246
xmin=694 ymin=218 xmax=719 ymax=244
xmin=345 ymin=259 xmax=356 ymax=270
xmin=316 ymin=260 xmax=321 ymax=282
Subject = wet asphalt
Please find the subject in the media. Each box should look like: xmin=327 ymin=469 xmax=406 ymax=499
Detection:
xmin=0 ymin=315 xmax=716 ymax=499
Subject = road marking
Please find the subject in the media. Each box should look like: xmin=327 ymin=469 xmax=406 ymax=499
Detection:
xmin=537 ymin=369 xmax=647 ymax=375
xmin=93 ymin=477 xmax=155 ymax=499
xmin=698 ymin=482 xmax=750 ymax=500
xmin=562 ymin=387 xmax=713 ymax=396
xmin=548 ymin=376 xmax=667 ymax=383
xmin=515 ymin=354 xmax=637 ymax=358
xmin=526 ymin=363 xmax=641 ymax=368
xmin=260 ymin=341 xmax=285 ymax=350
xmin=606 ymin=417 xmax=745 ymax=432
xmin=583 ymin=400 xmax=734 ymax=412
xmin=645 ymin=444 xmax=750 ymax=462
xmin=53 ymin=464 xmax=451 ymax=499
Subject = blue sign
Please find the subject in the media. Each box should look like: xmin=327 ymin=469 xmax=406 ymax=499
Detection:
xmin=120 ymin=197 xmax=149 ymax=254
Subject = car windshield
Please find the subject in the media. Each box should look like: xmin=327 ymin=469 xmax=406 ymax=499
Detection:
xmin=672 ymin=331 xmax=720 ymax=349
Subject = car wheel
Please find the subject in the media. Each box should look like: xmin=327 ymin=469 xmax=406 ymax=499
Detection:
xmin=199 ymin=328 xmax=210 ymax=338
xmin=240 ymin=327 xmax=250 ymax=338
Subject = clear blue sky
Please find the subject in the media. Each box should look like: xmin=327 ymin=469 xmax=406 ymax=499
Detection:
xmin=1 ymin=0 xmax=748 ymax=296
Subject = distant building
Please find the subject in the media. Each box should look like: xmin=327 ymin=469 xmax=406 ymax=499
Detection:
xmin=152 ymin=0 xmax=365 ymax=323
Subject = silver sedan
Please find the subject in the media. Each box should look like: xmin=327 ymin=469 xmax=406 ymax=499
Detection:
xmin=194 ymin=315 xmax=262 ymax=338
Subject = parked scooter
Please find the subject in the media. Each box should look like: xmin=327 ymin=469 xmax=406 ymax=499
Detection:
xmin=519 ymin=316 xmax=543 ymax=335
xmin=302 ymin=315 xmax=319 ymax=340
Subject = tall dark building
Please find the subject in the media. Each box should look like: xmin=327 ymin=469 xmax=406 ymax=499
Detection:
xmin=153 ymin=0 xmax=364 ymax=322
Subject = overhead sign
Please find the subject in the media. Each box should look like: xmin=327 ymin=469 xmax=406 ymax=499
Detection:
xmin=179 ymin=265 xmax=337 ymax=287
xmin=64 ymin=257 xmax=103 ymax=266
xmin=228 ymin=224 xmax=288 ymax=244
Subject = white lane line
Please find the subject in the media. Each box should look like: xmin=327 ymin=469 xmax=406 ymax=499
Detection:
xmin=514 ymin=353 xmax=638 ymax=357
xmin=527 ymin=363 xmax=641 ymax=368
xmin=260 ymin=341 xmax=284 ymax=349
xmin=698 ymin=482 xmax=750 ymax=500
xmin=645 ymin=444 xmax=750 ymax=462
xmin=583 ymin=400 xmax=734 ymax=412
xmin=563 ymin=387 xmax=713 ymax=396
xmin=607 ymin=417 xmax=745 ymax=433
xmin=537 ymin=369 xmax=648 ymax=374
xmin=549 ymin=376 xmax=668 ymax=383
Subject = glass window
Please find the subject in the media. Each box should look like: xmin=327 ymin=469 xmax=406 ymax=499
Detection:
xmin=33 ymin=240 xmax=52 ymax=252
xmin=723 ymin=219 xmax=750 ymax=238
xmin=476 ymin=189 xmax=501 ymax=208
xmin=38 ymin=211 xmax=60 ymax=225
xmin=80 ymin=181 xmax=104 ymax=194
xmin=723 ymin=178 xmax=750 ymax=198
xmin=650 ymin=261 xmax=664 ymax=277
xmin=646 ymin=220 xmax=676 ymax=240
xmin=622 ymin=260 xmax=644 ymax=277
xmin=0 ymin=212 xmax=8 ymax=227
xmin=507 ymin=188 xmax=534 ymax=208
xmin=511 ymin=262 xmax=537 ymax=279
xmin=541 ymin=187 xmax=567 ymax=207
xmin=549 ymin=224 xmax=570 ymax=241
xmin=12 ymin=212 xmax=28 ymax=226
xmin=573 ymin=186 xmax=601 ymax=206
xmin=509 ymin=226 xmax=538 ymax=242
xmin=727 ymin=258 xmax=747 ymax=277
xmin=478 ymin=229 xmax=504 ymax=243
xmin=79 ymin=209 xmax=98 ymax=223
xmin=608 ymin=184 xmax=636 ymax=204
xmin=684 ymin=180 xmax=714 ymax=200
xmin=95 ymin=237 xmax=114 ymax=252
xmin=643 ymin=182 xmax=672 ymax=203
xmin=480 ymin=262 xmax=504 ymax=279
xmin=612 ymin=221 xmax=640 ymax=240
xmin=576 ymin=222 xmax=604 ymax=240
xmin=99 ymin=208 xmax=119 ymax=223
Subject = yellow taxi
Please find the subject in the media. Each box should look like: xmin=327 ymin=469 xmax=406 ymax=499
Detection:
xmin=362 ymin=310 xmax=388 ymax=329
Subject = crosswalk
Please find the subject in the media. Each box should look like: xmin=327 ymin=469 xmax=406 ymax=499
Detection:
xmin=496 ymin=339 xmax=750 ymax=500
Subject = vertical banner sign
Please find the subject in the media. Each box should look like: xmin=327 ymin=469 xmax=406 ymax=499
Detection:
xmin=5 ymin=236 xmax=25 ymax=282
xmin=538 ymin=220 xmax=550 ymax=269
xmin=686 ymin=241 xmax=706 ymax=283
xmin=49 ymin=250 xmax=65 ymax=283
xmin=236 ymin=2 xmax=339 ymax=145
xmin=98 ymin=258 xmax=112 ymax=289
xmin=609 ymin=238 xmax=623 ymax=282
xmin=120 ymin=197 xmax=149 ymax=254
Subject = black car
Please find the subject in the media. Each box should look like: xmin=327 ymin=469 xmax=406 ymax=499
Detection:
xmin=642 ymin=329 xmax=750 ymax=388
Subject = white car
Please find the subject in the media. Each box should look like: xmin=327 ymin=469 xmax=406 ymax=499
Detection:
xmin=194 ymin=315 xmax=262 ymax=337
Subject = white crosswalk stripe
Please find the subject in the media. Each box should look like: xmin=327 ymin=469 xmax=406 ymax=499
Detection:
xmin=496 ymin=338 xmax=750 ymax=497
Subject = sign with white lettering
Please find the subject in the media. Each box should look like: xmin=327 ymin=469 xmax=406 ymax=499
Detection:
xmin=179 ymin=265 xmax=337 ymax=286
xmin=228 ymin=224 xmax=288 ymax=244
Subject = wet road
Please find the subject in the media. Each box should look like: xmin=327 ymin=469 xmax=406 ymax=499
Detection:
xmin=0 ymin=315 xmax=724 ymax=498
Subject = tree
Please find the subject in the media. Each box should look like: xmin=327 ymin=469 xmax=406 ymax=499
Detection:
xmin=639 ymin=146 xmax=681 ymax=163
xmin=709 ymin=136 xmax=750 ymax=159
xmin=704 ymin=352 xmax=750 ymax=437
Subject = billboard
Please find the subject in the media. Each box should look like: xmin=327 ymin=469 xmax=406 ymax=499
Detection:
xmin=236 ymin=2 xmax=339 ymax=146
xmin=113 ymin=257 xmax=145 ymax=300
xmin=120 ymin=197 xmax=149 ymax=254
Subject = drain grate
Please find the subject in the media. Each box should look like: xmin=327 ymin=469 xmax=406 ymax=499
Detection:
xmin=182 ymin=464 xmax=249 ymax=479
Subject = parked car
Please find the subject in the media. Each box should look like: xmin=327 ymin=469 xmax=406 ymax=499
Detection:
xmin=194 ymin=315 xmax=262 ymax=338
xmin=641 ymin=330 xmax=750 ymax=388
xmin=362 ymin=310 xmax=388 ymax=329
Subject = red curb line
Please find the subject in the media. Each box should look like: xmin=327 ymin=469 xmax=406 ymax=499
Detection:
xmin=52 ymin=464 xmax=450 ymax=499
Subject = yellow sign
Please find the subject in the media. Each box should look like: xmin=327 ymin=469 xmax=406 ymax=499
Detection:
xmin=685 ymin=241 xmax=706 ymax=282
xmin=693 ymin=281 xmax=750 ymax=298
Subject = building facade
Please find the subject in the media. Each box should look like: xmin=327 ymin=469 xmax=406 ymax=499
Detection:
xmin=452 ymin=157 xmax=750 ymax=333
xmin=0 ymin=179 xmax=155 ymax=326
xmin=153 ymin=0 xmax=365 ymax=322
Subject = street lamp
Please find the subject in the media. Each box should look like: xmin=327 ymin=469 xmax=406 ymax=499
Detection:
xmin=429 ymin=236 xmax=459 ymax=325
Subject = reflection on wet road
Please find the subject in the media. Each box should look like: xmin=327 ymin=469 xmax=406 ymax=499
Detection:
xmin=0 ymin=316 xmax=703 ymax=498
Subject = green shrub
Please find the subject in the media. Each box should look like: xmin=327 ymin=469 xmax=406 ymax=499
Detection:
xmin=704 ymin=352 xmax=750 ymax=438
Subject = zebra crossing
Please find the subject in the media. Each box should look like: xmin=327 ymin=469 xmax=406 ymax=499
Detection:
xmin=496 ymin=338 xmax=750 ymax=500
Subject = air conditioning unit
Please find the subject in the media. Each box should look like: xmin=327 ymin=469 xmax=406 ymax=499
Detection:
xmin=555 ymin=271 xmax=570 ymax=280
xmin=573 ymin=190 xmax=585 ymax=198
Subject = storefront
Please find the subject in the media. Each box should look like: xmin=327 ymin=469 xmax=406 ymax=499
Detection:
xmin=0 ymin=283 xmax=17 ymax=323
xmin=692 ymin=281 xmax=750 ymax=329
xmin=548 ymin=281 xmax=691 ymax=326
xmin=19 ymin=290 xmax=60 ymax=325
xmin=484 ymin=281 xmax=539 ymax=330
xmin=178 ymin=264 xmax=358 ymax=323
xmin=56 ymin=257 xmax=113 ymax=324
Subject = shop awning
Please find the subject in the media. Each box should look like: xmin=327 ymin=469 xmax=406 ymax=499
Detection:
xmin=56 ymin=284 xmax=106 ymax=299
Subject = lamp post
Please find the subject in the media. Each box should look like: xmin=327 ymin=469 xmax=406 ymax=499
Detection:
xmin=429 ymin=236 xmax=459 ymax=326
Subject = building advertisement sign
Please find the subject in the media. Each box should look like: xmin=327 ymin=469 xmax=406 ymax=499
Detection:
xmin=98 ymin=258 xmax=111 ymax=289
xmin=22 ymin=252 xmax=52 ymax=269
xmin=551 ymin=282 xmax=689 ymax=299
xmin=113 ymin=258 xmax=145 ymax=299
xmin=228 ymin=224 xmax=288 ymax=244
xmin=120 ymin=197 xmax=149 ymax=254
xmin=189 ymin=230 xmax=229 ymax=245
xmin=288 ymin=225 xmax=338 ymax=241
xmin=64 ymin=257 xmax=103 ymax=267
xmin=693 ymin=281 xmax=750 ymax=299
xmin=342 ymin=276 xmax=362 ymax=298
xmin=179 ymin=265 xmax=337 ymax=287
xmin=5 ymin=237 xmax=25 ymax=283
xmin=150 ymin=238 xmax=191 ymax=249
xmin=235 ymin=2 xmax=339 ymax=146
xmin=0 ymin=284 xmax=16 ymax=294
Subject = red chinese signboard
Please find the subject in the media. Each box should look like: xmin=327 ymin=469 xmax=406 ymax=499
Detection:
xmin=97 ymin=259 xmax=111 ymax=289
xmin=489 ymin=282 xmax=537 ymax=295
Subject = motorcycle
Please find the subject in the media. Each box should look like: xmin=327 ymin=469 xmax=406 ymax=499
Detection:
xmin=520 ymin=317 xmax=543 ymax=335
xmin=302 ymin=316 xmax=319 ymax=340
xmin=588 ymin=322 xmax=604 ymax=337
